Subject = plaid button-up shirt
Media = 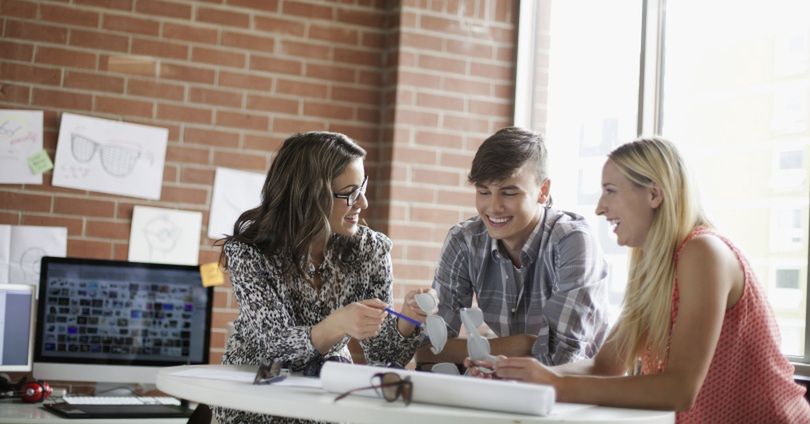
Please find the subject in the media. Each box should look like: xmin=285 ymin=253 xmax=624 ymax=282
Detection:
xmin=433 ymin=207 xmax=610 ymax=365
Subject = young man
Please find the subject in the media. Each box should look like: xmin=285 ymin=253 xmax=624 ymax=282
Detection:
xmin=417 ymin=127 xmax=609 ymax=368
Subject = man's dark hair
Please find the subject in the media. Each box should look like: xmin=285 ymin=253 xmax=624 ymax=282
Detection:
xmin=468 ymin=127 xmax=548 ymax=185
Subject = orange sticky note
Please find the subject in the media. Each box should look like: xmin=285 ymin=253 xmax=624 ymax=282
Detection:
xmin=200 ymin=262 xmax=225 ymax=287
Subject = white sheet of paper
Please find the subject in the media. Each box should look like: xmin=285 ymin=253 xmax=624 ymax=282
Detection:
xmin=172 ymin=368 xmax=256 ymax=383
xmin=0 ymin=110 xmax=44 ymax=184
xmin=0 ymin=225 xmax=10 ymax=284
xmin=52 ymin=113 xmax=167 ymax=200
xmin=129 ymin=206 xmax=202 ymax=266
xmin=208 ymin=167 xmax=265 ymax=240
xmin=8 ymin=226 xmax=67 ymax=289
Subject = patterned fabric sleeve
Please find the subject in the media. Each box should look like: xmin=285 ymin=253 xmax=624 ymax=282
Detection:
xmin=532 ymin=229 xmax=608 ymax=365
xmin=432 ymin=227 xmax=474 ymax=338
xmin=224 ymin=241 xmax=320 ymax=369
xmin=357 ymin=231 xmax=423 ymax=366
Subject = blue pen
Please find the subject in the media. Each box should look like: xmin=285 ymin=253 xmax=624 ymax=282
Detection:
xmin=384 ymin=307 xmax=422 ymax=328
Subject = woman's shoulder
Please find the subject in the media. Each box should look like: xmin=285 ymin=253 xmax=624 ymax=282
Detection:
xmin=354 ymin=225 xmax=392 ymax=254
xmin=676 ymin=230 xmax=740 ymax=278
xmin=224 ymin=239 xmax=277 ymax=270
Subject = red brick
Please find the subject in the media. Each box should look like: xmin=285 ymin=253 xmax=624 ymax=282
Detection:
xmin=163 ymin=164 xmax=178 ymax=182
xmin=280 ymin=40 xmax=331 ymax=60
xmin=184 ymin=127 xmax=240 ymax=148
xmin=0 ymin=191 xmax=51 ymax=212
xmin=75 ymin=0 xmax=133 ymax=10
xmin=180 ymin=167 xmax=215 ymax=185
xmin=65 ymin=72 xmax=124 ymax=94
xmin=309 ymin=24 xmax=358 ymax=45
xmin=2 ymin=0 xmax=37 ymax=18
xmin=196 ymin=7 xmax=250 ymax=28
xmin=443 ymin=114 xmax=489 ymax=133
xmin=303 ymin=101 xmax=353 ymax=120
xmin=103 ymin=14 xmax=160 ymax=36
xmin=410 ymin=205 xmax=459 ymax=224
xmin=413 ymin=168 xmax=460 ymax=186
xmin=5 ymin=20 xmax=68 ymax=44
xmin=215 ymin=111 xmax=268 ymax=131
xmin=158 ymin=104 xmax=212 ymax=125
xmin=160 ymin=63 xmax=215 ymax=84
xmin=132 ymin=38 xmax=188 ymax=60
xmin=439 ymin=151 xmax=474 ymax=168
xmin=361 ymin=31 xmax=384 ymax=49
xmin=95 ymin=95 xmax=154 ymax=118
xmin=135 ymin=0 xmax=191 ymax=19
xmin=70 ymin=29 xmax=129 ymax=52
xmin=112 ymin=242 xmax=128 ymax=260
xmin=127 ymin=79 xmax=185 ymax=101
xmin=192 ymin=47 xmax=246 ymax=68
xmin=390 ymin=184 xmax=435 ymax=203
xmin=85 ymin=219 xmax=130 ymax=239
xmin=276 ymin=79 xmax=328 ymax=99
xmin=420 ymin=15 xmax=465 ymax=36
xmin=246 ymin=95 xmax=299 ymax=114
xmin=68 ymin=239 xmax=114 ymax=258
xmin=282 ymin=1 xmax=333 ymax=20
xmin=336 ymin=8 xmax=382 ymax=27
xmin=163 ymin=22 xmax=218 ymax=44
xmin=0 ymin=83 xmax=31 ymax=103
xmin=396 ymin=109 xmax=439 ymax=127
xmin=393 ymin=263 xmax=434 ymax=280
xmin=419 ymin=53 xmax=465 ymax=74
xmin=211 ymin=310 xmax=238 ymax=331
xmin=398 ymin=71 xmax=441 ymax=89
xmin=160 ymin=185 xmax=208 ymax=204
xmin=250 ymin=55 xmax=302 ymax=75
xmin=41 ymin=4 xmax=99 ymax=27
xmin=0 ymin=40 xmax=34 ymax=61
xmin=188 ymin=87 xmax=241 ymax=108
xmin=443 ymin=76 xmax=490 ymax=96
xmin=212 ymin=151 xmax=267 ymax=171
xmin=414 ymin=130 xmax=463 ymax=149
xmin=244 ymin=134 xmax=283 ymax=152
xmin=328 ymin=123 xmax=377 ymax=145
xmin=20 ymin=215 xmax=82 ymax=236
xmin=0 ymin=63 xmax=61 ymax=86
xmin=35 ymin=46 xmax=96 ymax=70
xmin=334 ymin=47 xmax=380 ymax=67
xmin=471 ymin=62 xmax=512 ymax=80
xmin=416 ymin=92 xmax=464 ymax=110
xmin=404 ymin=245 xmax=442 ymax=262
xmin=356 ymin=107 xmax=380 ymax=124
xmin=436 ymin=189 xmax=474 ymax=207
xmin=254 ymin=16 xmax=305 ymax=37
xmin=0 ymin=212 xmax=19 ymax=225
xmin=100 ymin=54 xmax=157 ymax=77
xmin=54 ymin=197 xmax=115 ymax=217
xmin=272 ymin=117 xmax=326 ymax=134
xmin=221 ymin=31 xmax=275 ymax=53
xmin=469 ymin=99 xmax=511 ymax=116
xmin=218 ymin=71 xmax=273 ymax=91
xmin=400 ymin=32 xmax=444 ymax=52
xmin=392 ymin=145 xmax=437 ymax=164
xmin=446 ymin=39 xmax=493 ymax=59
xmin=227 ymin=0 xmax=279 ymax=11
xmin=166 ymin=145 xmax=211 ymax=165
xmin=332 ymin=86 xmax=378 ymax=105
xmin=32 ymin=88 xmax=93 ymax=111
xmin=387 ymin=224 xmax=432 ymax=243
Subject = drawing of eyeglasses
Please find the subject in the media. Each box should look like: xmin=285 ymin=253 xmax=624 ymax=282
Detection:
xmin=70 ymin=133 xmax=153 ymax=177
xmin=0 ymin=120 xmax=23 ymax=137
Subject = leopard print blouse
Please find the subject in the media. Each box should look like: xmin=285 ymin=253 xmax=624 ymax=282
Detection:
xmin=214 ymin=226 xmax=422 ymax=424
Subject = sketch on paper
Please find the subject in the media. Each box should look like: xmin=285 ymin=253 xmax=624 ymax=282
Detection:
xmin=129 ymin=206 xmax=202 ymax=266
xmin=52 ymin=113 xmax=168 ymax=200
xmin=0 ymin=110 xmax=44 ymax=184
xmin=0 ymin=225 xmax=68 ymax=289
xmin=208 ymin=167 xmax=265 ymax=240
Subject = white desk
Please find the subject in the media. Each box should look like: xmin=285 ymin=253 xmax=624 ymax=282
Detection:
xmin=157 ymin=364 xmax=675 ymax=424
xmin=0 ymin=401 xmax=186 ymax=424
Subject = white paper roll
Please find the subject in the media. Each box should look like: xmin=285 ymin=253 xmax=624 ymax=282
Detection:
xmin=320 ymin=362 xmax=555 ymax=416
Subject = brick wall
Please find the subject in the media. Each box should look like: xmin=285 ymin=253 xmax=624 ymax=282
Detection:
xmin=0 ymin=0 xmax=517 ymax=364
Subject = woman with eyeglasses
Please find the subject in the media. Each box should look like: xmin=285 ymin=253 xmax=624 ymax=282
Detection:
xmin=214 ymin=132 xmax=427 ymax=424
xmin=469 ymin=138 xmax=810 ymax=423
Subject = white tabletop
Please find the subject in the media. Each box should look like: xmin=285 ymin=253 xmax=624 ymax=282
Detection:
xmin=156 ymin=364 xmax=675 ymax=424
xmin=0 ymin=401 xmax=186 ymax=424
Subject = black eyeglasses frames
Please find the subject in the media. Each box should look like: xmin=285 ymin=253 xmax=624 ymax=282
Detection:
xmin=333 ymin=372 xmax=412 ymax=405
xmin=333 ymin=175 xmax=368 ymax=207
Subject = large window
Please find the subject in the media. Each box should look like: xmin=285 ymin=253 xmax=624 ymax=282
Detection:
xmin=517 ymin=0 xmax=810 ymax=362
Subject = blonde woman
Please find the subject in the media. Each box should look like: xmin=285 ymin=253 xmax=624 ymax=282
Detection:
xmin=470 ymin=138 xmax=810 ymax=423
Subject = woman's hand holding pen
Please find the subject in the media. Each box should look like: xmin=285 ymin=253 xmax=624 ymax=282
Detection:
xmin=334 ymin=298 xmax=387 ymax=340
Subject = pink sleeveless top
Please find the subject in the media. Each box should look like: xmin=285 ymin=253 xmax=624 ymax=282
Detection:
xmin=641 ymin=227 xmax=810 ymax=423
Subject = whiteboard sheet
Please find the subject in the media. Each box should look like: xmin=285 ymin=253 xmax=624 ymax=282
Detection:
xmin=128 ymin=206 xmax=202 ymax=266
xmin=208 ymin=167 xmax=265 ymax=240
xmin=0 ymin=110 xmax=44 ymax=184
xmin=0 ymin=225 xmax=68 ymax=289
xmin=52 ymin=113 xmax=167 ymax=200
xmin=320 ymin=362 xmax=555 ymax=416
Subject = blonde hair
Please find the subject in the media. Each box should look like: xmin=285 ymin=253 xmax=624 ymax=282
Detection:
xmin=609 ymin=137 xmax=711 ymax=371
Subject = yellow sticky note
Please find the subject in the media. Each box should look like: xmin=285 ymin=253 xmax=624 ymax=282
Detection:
xmin=27 ymin=149 xmax=54 ymax=175
xmin=200 ymin=262 xmax=225 ymax=287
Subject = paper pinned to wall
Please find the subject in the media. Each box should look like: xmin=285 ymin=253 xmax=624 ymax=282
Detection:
xmin=208 ymin=167 xmax=265 ymax=240
xmin=52 ymin=113 xmax=168 ymax=200
xmin=0 ymin=225 xmax=68 ymax=289
xmin=0 ymin=110 xmax=44 ymax=184
xmin=128 ymin=206 xmax=202 ymax=266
